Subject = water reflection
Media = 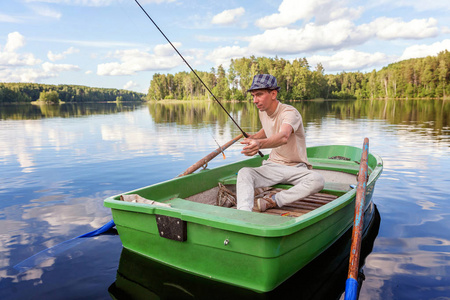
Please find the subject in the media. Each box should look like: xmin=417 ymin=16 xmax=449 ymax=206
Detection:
xmin=361 ymin=236 xmax=450 ymax=299
xmin=0 ymin=192 xmax=115 ymax=292
xmin=0 ymin=102 xmax=142 ymax=120
xmin=3 ymin=99 xmax=449 ymax=138
xmin=1 ymin=99 xmax=449 ymax=299
xmin=146 ymin=101 xmax=261 ymax=134
xmin=146 ymin=99 xmax=450 ymax=140
xmin=109 ymin=207 xmax=380 ymax=300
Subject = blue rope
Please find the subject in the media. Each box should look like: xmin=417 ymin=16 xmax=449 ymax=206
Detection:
xmin=13 ymin=220 xmax=115 ymax=273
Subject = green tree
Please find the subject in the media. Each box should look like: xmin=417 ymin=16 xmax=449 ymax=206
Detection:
xmin=38 ymin=90 xmax=60 ymax=103
xmin=212 ymin=65 xmax=229 ymax=100
xmin=144 ymin=52 xmax=450 ymax=102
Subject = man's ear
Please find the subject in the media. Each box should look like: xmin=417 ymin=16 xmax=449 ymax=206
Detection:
xmin=270 ymin=90 xmax=277 ymax=99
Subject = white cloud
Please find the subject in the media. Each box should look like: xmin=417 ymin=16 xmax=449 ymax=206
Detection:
xmin=97 ymin=44 xmax=184 ymax=76
xmin=308 ymin=50 xmax=393 ymax=72
xmin=0 ymin=68 xmax=54 ymax=82
xmin=211 ymin=7 xmax=245 ymax=26
xmin=42 ymin=61 xmax=80 ymax=73
xmin=255 ymin=0 xmax=363 ymax=29
xmin=4 ymin=31 xmax=26 ymax=52
xmin=0 ymin=32 xmax=42 ymax=67
xmin=0 ymin=32 xmax=79 ymax=82
xmin=123 ymin=80 xmax=138 ymax=90
xmin=369 ymin=17 xmax=439 ymax=40
xmin=249 ymin=20 xmax=359 ymax=54
xmin=47 ymin=47 xmax=80 ymax=61
xmin=0 ymin=61 xmax=80 ymax=83
xmin=29 ymin=5 xmax=62 ymax=19
xmin=0 ymin=51 xmax=42 ymax=68
xmin=206 ymin=45 xmax=249 ymax=67
xmin=153 ymin=42 xmax=180 ymax=56
xmin=305 ymin=39 xmax=450 ymax=73
xmin=248 ymin=17 xmax=440 ymax=55
xmin=399 ymin=39 xmax=450 ymax=61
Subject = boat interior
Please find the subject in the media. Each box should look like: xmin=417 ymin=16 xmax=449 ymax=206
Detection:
xmin=185 ymin=169 xmax=357 ymax=217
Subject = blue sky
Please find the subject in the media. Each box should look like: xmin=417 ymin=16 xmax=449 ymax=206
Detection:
xmin=1 ymin=0 xmax=449 ymax=94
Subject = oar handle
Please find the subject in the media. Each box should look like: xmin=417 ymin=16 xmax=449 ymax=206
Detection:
xmin=178 ymin=134 xmax=244 ymax=177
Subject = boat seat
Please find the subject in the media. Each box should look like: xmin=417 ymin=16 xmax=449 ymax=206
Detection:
xmin=220 ymin=177 xmax=353 ymax=193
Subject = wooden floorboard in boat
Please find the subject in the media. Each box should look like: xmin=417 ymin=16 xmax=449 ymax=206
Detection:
xmin=189 ymin=188 xmax=340 ymax=217
xmin=263 ymin=192 xmax=339 ymax=216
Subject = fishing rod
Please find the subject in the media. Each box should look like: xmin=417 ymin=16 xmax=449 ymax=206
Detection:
xmin=133 ymin=0 xmax=264 ymax=157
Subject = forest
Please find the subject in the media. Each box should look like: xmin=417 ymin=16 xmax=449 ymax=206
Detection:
xmin=1 ymin=50 xmax=448 ymax=104
xmin=0 ymin=83 xmax=145 ymax=103
xmin=147 ymin=50 xmax=450 ymax=101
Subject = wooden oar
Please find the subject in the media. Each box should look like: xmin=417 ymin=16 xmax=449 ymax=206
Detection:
xmin=344 ymin=137 xmax=369 ymax=300
xmin=178 ymin=134 xmax=243 ymax=177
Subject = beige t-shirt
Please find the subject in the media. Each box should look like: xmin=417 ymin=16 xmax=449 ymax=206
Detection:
xmin=259 ymin=102 xmax=310 ymax=168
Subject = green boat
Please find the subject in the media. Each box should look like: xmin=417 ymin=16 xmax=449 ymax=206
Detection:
xmin=104 ymin=144 xmax=383 ymax=293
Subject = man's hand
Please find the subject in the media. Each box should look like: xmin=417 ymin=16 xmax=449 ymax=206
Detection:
xmin=240 ymin=124 xmax=293 ymax=156
xmin=241 ymin=138 xmax=262 ymax=156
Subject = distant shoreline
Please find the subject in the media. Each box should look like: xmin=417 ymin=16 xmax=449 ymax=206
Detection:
xmin=2 ymin=97 xmax=448 ymax=105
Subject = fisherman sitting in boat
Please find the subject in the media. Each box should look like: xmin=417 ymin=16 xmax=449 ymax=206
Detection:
xmin=237 ymin=74 xmax=325 ymax=212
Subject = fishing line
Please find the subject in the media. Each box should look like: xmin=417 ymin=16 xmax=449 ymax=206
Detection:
xmin=133 ymin=0 xmax=264 ymax=157
xmin=210 ymin=133 xmax=226 ymax=159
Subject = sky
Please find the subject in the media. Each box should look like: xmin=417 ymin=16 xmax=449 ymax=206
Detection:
xmin=1 ymin=0 xmax=450 ymax=94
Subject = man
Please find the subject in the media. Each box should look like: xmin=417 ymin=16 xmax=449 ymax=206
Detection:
xmin=237 ymin=74 xmax=325 ymax=212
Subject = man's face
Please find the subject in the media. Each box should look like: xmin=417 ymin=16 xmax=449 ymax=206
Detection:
xmin=251 ymin=89 xmax=277 ymax=112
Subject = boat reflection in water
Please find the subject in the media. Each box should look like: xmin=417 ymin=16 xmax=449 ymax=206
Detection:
xmin=108 ymin=205 xmax=380 ymax=300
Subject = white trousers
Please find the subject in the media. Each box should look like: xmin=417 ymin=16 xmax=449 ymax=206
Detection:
xmin=236 ymin=160 xmax=325 ymax=211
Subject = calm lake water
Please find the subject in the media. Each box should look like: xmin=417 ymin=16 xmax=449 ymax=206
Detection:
xmin=1 ymin=99 xmax=449 ymax=299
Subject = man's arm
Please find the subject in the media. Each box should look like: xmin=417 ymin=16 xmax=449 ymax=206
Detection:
xmin=247 ymin=129 xmax=266 ymax=139
xmin=241 ymin=123 xmax=293 ymax=156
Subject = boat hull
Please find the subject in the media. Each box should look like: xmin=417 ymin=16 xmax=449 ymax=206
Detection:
xmin=109 ymin=206 xmax=381 ymax=299
xmin=104 ymin=145 xmax=383 ymax=292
